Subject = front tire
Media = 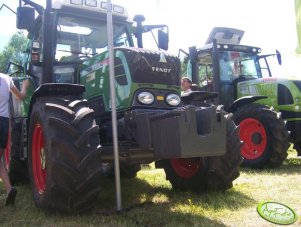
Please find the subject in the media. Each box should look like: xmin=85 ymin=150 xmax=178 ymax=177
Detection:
xmin=233 ymin=104 xmax=289 ymax=168
xmin=161 ymin=114 xmax=242 ymax=191
xmin=28 ymin=97 xmax=102 ymax=213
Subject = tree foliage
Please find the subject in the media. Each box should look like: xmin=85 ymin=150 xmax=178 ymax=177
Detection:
xmin=0 ymin=31 xmax=28 ymax=73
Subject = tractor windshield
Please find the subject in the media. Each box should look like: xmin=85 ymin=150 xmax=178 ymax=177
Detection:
xmin=218 ymin=51 xmax=262 ymax=81
xmin=55 ymin=15 xmax=133 ymax=62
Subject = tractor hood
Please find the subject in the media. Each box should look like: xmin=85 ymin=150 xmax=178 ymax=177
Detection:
xmin=80 ymin=47 xmax=181 ymax=111
xmin=205 ymin=27 xmax=245 ymax=45
xmin=120 ymin=47 xmax=181 ymax=86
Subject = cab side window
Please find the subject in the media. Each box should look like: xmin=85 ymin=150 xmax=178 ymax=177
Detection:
xmin=259 ymin=58 xmax=270 ymax=78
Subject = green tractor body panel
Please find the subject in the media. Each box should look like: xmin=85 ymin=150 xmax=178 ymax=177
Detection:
xmin=236 ymin=78 xmax=301 ymax=122
xmin=80 ymin=49 xmax=180 ymax=112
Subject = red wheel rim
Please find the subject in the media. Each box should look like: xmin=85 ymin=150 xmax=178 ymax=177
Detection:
xmin=4 ymin=128 xmax=11 ymax=170
xmin=171 ymin=158 xmax=201 ymax=178
xmin=32 ymin=124 xmax=46 ymax=194
xmin=239 ymin=118 xmax=267 ymax=160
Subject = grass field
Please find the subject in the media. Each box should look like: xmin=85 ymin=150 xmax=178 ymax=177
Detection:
xmin=0 ymin=148 xmax=300 ymax=227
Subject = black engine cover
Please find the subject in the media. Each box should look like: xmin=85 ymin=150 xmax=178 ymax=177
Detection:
xmin=117 ymin=47 xmax=181 ymax=86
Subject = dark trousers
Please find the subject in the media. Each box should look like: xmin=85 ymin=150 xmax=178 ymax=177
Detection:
xmin=0 ymin=116 xmax=9 ymax=149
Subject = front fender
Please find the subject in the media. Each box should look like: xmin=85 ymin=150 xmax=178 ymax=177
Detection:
xmin=28 ymin=83 xmax=85 ymax=118
xmin=227 ymin=96 xmax=267 ymax=113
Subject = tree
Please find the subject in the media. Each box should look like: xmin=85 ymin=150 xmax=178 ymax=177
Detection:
xmin=0 ymin=31 xmax=28 ymax=73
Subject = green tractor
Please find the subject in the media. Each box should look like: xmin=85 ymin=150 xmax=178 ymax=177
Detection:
xmin=180 ymin=27 xmax=296 ymax=168
xmin=4 ymin=2 xmax=241 ymax=213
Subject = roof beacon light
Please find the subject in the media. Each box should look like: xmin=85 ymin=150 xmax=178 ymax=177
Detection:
xmin=101 ymin=1 xmax=124 ymax=14
xmin=100 ymin=1 xmax=107 ymax=9
xmin=85 ymin=0 xmax=97 ymax=7
xmin=70 ymin=0 xmax=83 ymax=5
xmin=52 ymin=0 xmax=128 ymax=19
xmin=113 ymin=5 xmax=124 ymax=14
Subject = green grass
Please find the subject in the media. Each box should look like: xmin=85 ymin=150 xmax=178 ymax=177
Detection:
xmin=0 ymin=149 xmax=300 ymax=227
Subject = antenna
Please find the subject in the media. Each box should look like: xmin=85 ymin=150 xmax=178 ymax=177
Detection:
xmin=0 ymin=4 xmax=16 ymax=15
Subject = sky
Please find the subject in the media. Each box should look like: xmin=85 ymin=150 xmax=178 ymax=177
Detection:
xmin=0 ymin=0 xmax=300 ymax=77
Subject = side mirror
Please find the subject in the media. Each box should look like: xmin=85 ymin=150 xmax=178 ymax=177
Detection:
xmin=189 ymin=46 xmax=198 ymax=61
xmin=276 ymin=50 xmax=282 ymax=65
xmin=133 ymin=15 xmax=145 ymax=48
xmin=16 ymin=7 xmax=35 ymax=30
xmin=158 ymin=30 xmax=169 ymax=51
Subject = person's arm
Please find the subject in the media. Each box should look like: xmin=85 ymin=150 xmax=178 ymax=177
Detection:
xmin=10 ymin=79 xmax=30 ymax=101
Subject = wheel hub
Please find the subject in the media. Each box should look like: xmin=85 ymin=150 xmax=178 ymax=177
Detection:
xmin=251 ymin=132 xmax=262 ymax=144
xmin=171 ymin=158 xmax=201 ymax=178
xmin=40 ymin=148 xmax=46 ymax=170
xmin=239 ymin=118 xmax=267 ymax=160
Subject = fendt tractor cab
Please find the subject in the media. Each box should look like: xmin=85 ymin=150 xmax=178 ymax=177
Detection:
xmin=180 ymin=27 xmax=299 ymax=168
xmin=5 ymin=2 xmax=241 ymax=213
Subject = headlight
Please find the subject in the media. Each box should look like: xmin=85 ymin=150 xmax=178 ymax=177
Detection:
xmin=166 ymin=94 xmax=181 ymax=106
xmin=137 ymin=92 xmax=154 ymax=105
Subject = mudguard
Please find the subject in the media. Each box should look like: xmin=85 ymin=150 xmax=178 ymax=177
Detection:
xmin=227 ymin=95 xmax=267 ymax=113
xmin=28 ymin=83 xmax=85 ymax=117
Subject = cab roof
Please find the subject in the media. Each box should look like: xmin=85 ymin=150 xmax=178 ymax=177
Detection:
xmin=205 ymin=27 xmax=244 ymax=45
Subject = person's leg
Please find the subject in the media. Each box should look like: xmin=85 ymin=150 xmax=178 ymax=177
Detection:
xmin=0 ymin=149 xmax=12 ymax=193
xmin=0 ymin=117 xmax=12 ymax=193
xmin=0 ymin=117 xmax=17 ymax=205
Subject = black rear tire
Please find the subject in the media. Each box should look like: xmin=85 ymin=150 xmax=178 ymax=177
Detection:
xmin=233 ymin=104 xmax=289 ymax=168
xmin=28 ymin=97 xmax=102 ymax=213
xmin=161 ymin=114 xmax=242 ymax=191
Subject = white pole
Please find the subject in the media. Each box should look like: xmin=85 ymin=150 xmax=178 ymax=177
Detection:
xmin=106 ymin=0 xmax=122 ymax=211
